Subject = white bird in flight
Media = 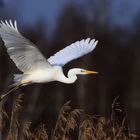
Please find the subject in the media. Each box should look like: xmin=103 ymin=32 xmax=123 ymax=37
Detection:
xmin=0 ymin=20 xmax=98 ymax=100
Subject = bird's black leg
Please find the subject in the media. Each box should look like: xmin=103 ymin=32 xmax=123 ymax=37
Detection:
xmin=0 ymin=82 xmax=32 ymax=101
xmin=0 ymin=81 xmax=32 ymax=102
xmin=0 ymin=84 xmax=22 ymax=101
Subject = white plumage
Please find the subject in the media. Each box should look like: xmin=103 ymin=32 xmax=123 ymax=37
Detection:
xmin=0 ymin=20 xmax=51 ymax=73
xmin=48 ymin=38 xmax=97 ymax=66
xmin=0 ymin=20 xmax=98 ymax=86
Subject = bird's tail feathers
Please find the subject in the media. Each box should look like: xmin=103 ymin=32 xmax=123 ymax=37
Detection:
xmin=13 ymin=74 xmax=31 ymax=86
xmin=6 ymin=75 xmax=22 ymax=91
xmin=13 ymin=74 xmax=23 ymax=83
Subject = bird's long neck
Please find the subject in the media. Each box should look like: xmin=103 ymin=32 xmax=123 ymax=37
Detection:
xmin=58 ymin=69 xmax=77 ymax=84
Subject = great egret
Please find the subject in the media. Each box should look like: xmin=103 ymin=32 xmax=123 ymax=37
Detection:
xmin=0 ymin=20 xmax=98 ymax=100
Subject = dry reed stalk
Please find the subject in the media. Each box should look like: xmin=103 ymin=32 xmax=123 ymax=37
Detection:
xmin=20 ymin=121 xmax=32 ymax=140
xmin=62 ymin=109 xmax=83 ymax=140
xmin=0 ymin=105 xmax=8 ymax=131
xmin=52 ymin=100 xmax=71 ymax=140
xmin=0 ymin=103 xmax=9 ymax=139
xmin=94 ymin=117 xmax=109 ymax=139
xmin=31 ymin=123 xmax=48 ymax=140
xmin=7 ymin=94 xmax=23 ymax=140
xmin=78 ymin=115 xmax=95 ymax=140
xmin=78 ymin=97 xmax=138 ymax=140
xmin=110 ymin=97 xmax=134 ymax=140
xmin=111 ymin=96 xmax=120 ymax=140
xmin=0 ymin=96 xmax=138 ymax=140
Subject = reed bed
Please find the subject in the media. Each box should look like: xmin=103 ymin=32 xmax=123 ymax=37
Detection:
xmin=0 ymin=95 xmax=138 ymax=140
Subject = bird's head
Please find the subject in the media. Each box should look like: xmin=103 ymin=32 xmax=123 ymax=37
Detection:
xmin=68 ymin=68 xmax=98 ymax=76
xmin=60 ymin=68 xmax=98 ymax=84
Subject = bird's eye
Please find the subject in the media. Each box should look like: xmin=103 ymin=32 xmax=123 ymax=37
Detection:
xmin=81 ymin=70 xmax=85 ymax=72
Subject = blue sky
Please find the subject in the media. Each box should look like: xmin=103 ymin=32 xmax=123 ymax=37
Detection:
xmin=1 ymin=0 xmax=140 ymax=37
xmin=2 ymin=0 xmax=84 ymax=36
xmin=107 ymin=0 xmax=140 ymax=29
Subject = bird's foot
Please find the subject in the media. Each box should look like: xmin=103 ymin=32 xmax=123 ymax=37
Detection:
xmin=0 ymin=94 xmax=5 ymax=102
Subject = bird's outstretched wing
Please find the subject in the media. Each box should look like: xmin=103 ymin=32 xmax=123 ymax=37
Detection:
xmin=48 ymin=38 xmax=98 ymax=66
xmin=0 ymin=20 xmax=51 ymax=73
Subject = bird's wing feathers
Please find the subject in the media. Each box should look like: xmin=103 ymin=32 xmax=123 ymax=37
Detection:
xmin=48 ymin=38 xmax=98 ymax=66
xmin=0 ymin=20 xmax=51 ymax=73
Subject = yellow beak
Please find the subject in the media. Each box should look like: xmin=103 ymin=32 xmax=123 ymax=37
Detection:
xmin=85 ymin=70 xmax=98 ymax=74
